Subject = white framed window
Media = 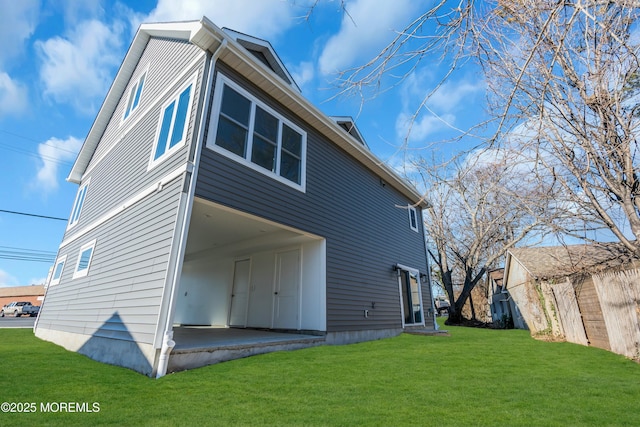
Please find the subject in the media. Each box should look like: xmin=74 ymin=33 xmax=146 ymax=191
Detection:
xmin=395 ymin=264 xmax=425 ymax=327
xmin=68 ymin=180 xmax=90 ymax=229
xmin=149 ymin=79 xmax=195 ymax=169
xmin=208 ymin=74 xmax=307 ymax=191
xmin=50 ymin=255 xmax=67 ymax=286
xmin=408 ymin=205 xmax=419 ymax=232
xmin=73 ymin=240 xmax=96 ymax=279
xmin=123 ymin=70 xmax=147 ymax=120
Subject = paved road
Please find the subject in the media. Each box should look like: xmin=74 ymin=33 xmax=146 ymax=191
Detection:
xmin=0 ymin=316 xmax=36 ymax=328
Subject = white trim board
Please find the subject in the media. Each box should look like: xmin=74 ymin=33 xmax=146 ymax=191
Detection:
xmin=59 ymin=164 xmax=190 ymax=249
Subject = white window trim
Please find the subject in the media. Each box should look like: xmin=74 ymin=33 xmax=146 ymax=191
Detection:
xmin=122 ymin=67 xmax=148 ymax=122
xmin=396 ymin=264 xmax=426 ymax=327
xmin=207 ymin=73 xmax=307 ymax=192
xmin=50 ymin=255 xmax=67 ymax=286
xmin=67 ymin=178 xmax=91 ymax=230
xmin=73 ymin=239 xmax=97 ymax=279
xmin=408 ymin=205 xmax=419 ymax=232
xmin=148 ymin=77 xmax=197 ymax=170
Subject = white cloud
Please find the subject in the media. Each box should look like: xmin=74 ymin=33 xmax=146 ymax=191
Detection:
xmin=0 ymin=0 xmax=38 ymax=118
xmin=318 ymin=0 xmax=425 ymax=75
xmin=0 ymin=72 xmax=28 ymax=117
xmin=35 ymin=19 xmax=124 ymax=113
xmin=28 ymin=276 xmax=48 ymax=286
xmin=0 ymin=0 xmax=39 ymax=66
xmin=146 ymin=0 xmax=296 ymax=39
xmin=60 ymin=0 xmax=104 ymax=25
xmin=34 ymin=136 xmax=82 ymax=192
xmin=290 ymin=61 xmax=315 ymax=92
xmin=0 ymin=269 xmax=19 ymax=287
xmin=395 ymin=69 xmax=484 ymax=142
xmin=428 ymin=80 xmax=485 ymax=112
xmin=395 ymin=111 xmax=456 ymax=143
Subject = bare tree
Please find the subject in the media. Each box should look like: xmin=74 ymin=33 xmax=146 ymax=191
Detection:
xmin=479 ymin=1 xmax=640 ymax=254
xmin=330 ymin=1 xmax=640 ymax=255
xmin=415 ymin=150 xmax=551 ymax=324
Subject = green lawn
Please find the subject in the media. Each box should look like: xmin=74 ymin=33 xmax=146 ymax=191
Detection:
xmin=1 ymin=321 xmax=639 ymax=426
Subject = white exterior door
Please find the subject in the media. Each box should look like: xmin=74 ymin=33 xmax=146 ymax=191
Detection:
xmin=229 ymin=259 xmax=251 ymax=327
xmin=273 ymin=248 xmax=300 ymax=329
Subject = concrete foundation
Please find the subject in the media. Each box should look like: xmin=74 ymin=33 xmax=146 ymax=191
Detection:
xmin=325 ymin=328 xmax=404 ymax=345
xmin=34 ymin=327 xmax=158 ymax=376
xmin=167 ymin=327 xmax=325 ymax=372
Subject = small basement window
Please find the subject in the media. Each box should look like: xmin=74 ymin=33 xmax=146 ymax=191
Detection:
xmin=73 ymin=240 xmax=96 ymax=279
xmin=50 ymin=255 xmax=67 ymax=286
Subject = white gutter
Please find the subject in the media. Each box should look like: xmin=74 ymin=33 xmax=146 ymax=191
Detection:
xmin=422 ymin=232 xmax=439 ymax=331
xmin=155 ymin=39 xmax=227 ymax=379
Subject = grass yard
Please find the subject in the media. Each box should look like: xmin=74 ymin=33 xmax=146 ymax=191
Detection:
xmin=1 ymin=321 xmax=639 ymax=426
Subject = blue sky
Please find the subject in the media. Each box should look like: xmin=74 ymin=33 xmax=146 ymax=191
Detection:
xmin=0 ymin=0 xmax=485 ymax=287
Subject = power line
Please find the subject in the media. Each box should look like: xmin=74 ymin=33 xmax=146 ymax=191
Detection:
xmin=0 ymin=144 xmax=75 ymax=166
xmin=0 ymin=245 xmax=57 ymax=263
xmin=0 ymin=209 xmax=67 ymax=222
xmin=0 ymin=128 xmax=80 ymax=155
xmin=0 ymin=128 xmax=79 ymax=166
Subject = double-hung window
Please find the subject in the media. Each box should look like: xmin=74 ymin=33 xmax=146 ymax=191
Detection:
xmin=408 ymin=205 xmax=419 ymax=232
xmin=50 ymin=255 xmax=67 ymax=286
xmin=209 ymin=75 xmax=306 ymax=190
xmin=68 ymin=181 xmax=89 ymax=229
xmin=73 ymin=240 xmax=96 ymax=279
xmin=123 ymin=71 xmax=146 ymax=120
xmin=150 ymin=80 xmax=194 ymax=167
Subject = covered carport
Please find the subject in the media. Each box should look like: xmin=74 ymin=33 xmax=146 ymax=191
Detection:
xmin=172 ymin=198 xmax=326 ymax=342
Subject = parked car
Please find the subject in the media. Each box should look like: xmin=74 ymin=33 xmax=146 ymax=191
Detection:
xmin=434 ymin=296 xmax=450 ymax=316
xmin=0 ymin=301 xmax=40 ymax=317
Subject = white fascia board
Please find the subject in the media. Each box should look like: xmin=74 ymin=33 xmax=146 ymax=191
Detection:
xmin=212 ymin=31 xmax=426 ymax=206
xmin=68 ymin=16 xmax=424 ymax=206
xmin=67 ymin=20 xmax=209 ymax=184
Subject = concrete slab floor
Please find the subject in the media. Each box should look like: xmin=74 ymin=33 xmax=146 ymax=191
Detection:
xmin=172 ymin=326 xmax=325 ymax=351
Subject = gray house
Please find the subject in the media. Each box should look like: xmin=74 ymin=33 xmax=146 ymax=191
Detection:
xmin=35 ymin=18 xmax=433 ymax=377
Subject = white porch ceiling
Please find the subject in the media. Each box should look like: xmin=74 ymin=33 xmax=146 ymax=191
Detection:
xmin=185 ymin=199 xmax=313 ymax=258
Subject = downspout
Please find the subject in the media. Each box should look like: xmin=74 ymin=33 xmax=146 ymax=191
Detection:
xmin=156 ymin=38 xmax=227 ymax=379
xmin=422 ymin=223 xmax=438 ymax=330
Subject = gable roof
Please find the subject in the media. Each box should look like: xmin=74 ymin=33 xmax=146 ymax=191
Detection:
xmin=506 ymin=243 xmax=638 ymax=281
xmin=221 ymin=28 xmax=300 ymax=92
xmin=67 ymin=17 xmax=426 ymax=207
xmin=330 ymin=116 xmax=368 ymax=147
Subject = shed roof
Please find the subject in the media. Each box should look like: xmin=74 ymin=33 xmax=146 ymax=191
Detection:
xmin=0 ymin=285 xmax=45 ymax=298
xmin=507 ymin=243 xmax=638 ymax=280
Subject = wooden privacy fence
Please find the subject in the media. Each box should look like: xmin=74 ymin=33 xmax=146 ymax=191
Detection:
xmin=592 ymin=270 xmax=640 ymax=359
xmin=551 ymin=280 xmax=588 ymax=346
xmin=547 ymin=268 xmax=640 ymax=359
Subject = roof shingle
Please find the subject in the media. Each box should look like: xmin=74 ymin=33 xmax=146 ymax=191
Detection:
xmin=508 ymin=243 xmax=638 ymax=280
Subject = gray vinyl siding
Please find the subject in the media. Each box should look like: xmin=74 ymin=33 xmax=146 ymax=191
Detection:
xmin=38 ymin=37 xmax=207 ymax=344
xmin=64 ymin=38 xmax=205 ymax=242
xmin=196 ymin=64 xmax=432 ymax=332
xmin=38 ymin=178 xmax=183 ymax=344
xmin=88 ymin=38 xmax=204 ymax=168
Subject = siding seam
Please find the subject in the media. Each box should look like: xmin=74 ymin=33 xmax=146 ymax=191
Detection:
xmin=59 ymin=164 xmax=189 ymax=249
